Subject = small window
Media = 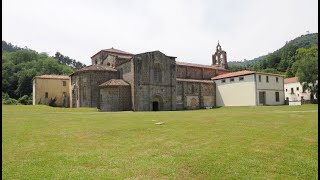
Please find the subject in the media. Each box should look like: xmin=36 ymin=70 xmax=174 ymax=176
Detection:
xmin=191 ymin=85 xmax=195 ymax=94
xmin=230 ymin=78 xmax=234 ymax=82
xmin=95 ymin=59 xmax=97 ymax=64
xmin=291 ymin=88 xmax=294 ymax=94
xmin=276 ymin=77 xmax=279 ymax=83
xmin=275 ymin=92 xmax=280 ymax=102
xmin=221 ymin=79 xmax=226 ymax=83
xmin=266 ymin=76 xmax=269 ymax=83
xmin=63 ymin=81 xmax=66 ymax=86
xmin=296 ymin=87 xmax=299 ymax=91
xmin=45 ymin=92 xmax=48 ymax=98
xmin=302 ymin=86 xmax=306 ymax=93
xmin=285 ymin=89 xmax=287 ymax=92
xmin=258 ymin=75 xmax=261 ymax=82
xmin=107 ymin=62 xmax=110 ymax=66
xmin=239 ymin=76 xmax=244 ymax=81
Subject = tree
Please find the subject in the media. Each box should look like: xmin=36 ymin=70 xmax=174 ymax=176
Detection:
xmin=296 ymin=57 xmax=318 ymax=100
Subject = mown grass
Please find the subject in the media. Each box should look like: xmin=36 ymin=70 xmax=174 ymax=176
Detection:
xmin=2 ymin=105 xmax=318 ymax=179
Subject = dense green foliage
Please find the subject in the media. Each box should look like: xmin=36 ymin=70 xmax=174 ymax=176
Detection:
xmin=2 ymin=105 xmax=318 ymax=179
xmin=54 ymin=52 xmax=86 ymax=69
xmin=228 ymin=33 xmax=318 ymax=77
xmin=2 ymin=41 xmax=79 ymax=100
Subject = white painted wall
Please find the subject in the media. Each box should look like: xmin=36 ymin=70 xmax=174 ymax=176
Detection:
xmin=255 ymin=74 xmax=284 ymax=105
xmin=215 ymin=74 xmax=256 ymax=106
xmin=284 ymin=82 xmax=311 ymax=102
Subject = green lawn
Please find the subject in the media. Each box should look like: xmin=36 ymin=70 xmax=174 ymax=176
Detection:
xmin=2 ymin=105 xmax=318 ymax=179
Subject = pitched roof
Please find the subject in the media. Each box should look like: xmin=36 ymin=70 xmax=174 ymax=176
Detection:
xmin=284 ymin=77 xmax=299 ymax=84
xmin=71 ymin=64 xmax=117 ymax=76
xmin=102 ymin=48 xmax=134 ymax=55
xmin=99 ymin=79 xmax=130 ymax=87
xmin=211 ymin=70 xmax=284 ymax=80
xmin=176 ymin=61 xmax=230 ymax=71
xmin=91 ymin=47 xmax=134 ymax=58
xmin=33 ymin=75 xmax=69 ymax=80
xmin=176 ymin=78 xmax=213 ymax=83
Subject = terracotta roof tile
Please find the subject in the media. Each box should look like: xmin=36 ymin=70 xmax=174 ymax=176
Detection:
xmin=176 ymin=78 xmax=213 ymax=83
xmin=176 ymin=61 xmax=230 ymax=71
xmin=78 ymin=64 xmax=117 ymax=72
xmin=284 ymin=77 xmax=299 ymax=84
xmin=102 ymin=48 xmax=134 ymax=55
xmin=33 ymin=75 xmax=69 ymax=80
xmin=211 ymin=70 xmax=284 ymax=80
xmin=91 ymin=48 xmax=134 ymax=58
xmin=99 ymin=79 xmax=130 ymax=87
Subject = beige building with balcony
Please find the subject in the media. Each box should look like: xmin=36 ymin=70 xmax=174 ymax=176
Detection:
xmin=32 ymin=75 xmax=70 ymax=107
xmin=212 ymin=70 xmax=285 ymax=106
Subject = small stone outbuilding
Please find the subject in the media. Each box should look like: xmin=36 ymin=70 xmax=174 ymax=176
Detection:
xmin=98 ymin=79 xmax=131 ymax=111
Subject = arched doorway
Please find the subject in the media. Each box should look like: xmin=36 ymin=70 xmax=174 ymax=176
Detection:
xmin=151 ymin=94 xmax=164 ymax=111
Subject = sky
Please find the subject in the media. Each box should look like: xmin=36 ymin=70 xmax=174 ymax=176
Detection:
xmin=2 ymin=0 xmax=318 ymax=66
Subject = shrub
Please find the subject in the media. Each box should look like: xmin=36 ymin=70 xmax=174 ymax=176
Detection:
xmin=18 ymin=95 xmax=32 ymax=105
xmin=3 ymin=98 xmax=19 ymax=105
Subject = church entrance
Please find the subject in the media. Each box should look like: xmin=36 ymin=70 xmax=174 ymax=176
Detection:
xmin=152 ymin=101 xmax=159 ymax=111
xmin=151 ymin=94 xmax=164 ymax=111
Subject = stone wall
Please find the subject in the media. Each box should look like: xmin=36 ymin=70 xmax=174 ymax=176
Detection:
xmin=117 ymin=61 xmax=134 ymax=110
xmin=176 ymin=65 xmax=219 ymax=80
xmin=71 ymin=71 xmax=119 ymax=108
xmin=176 ymin=80 xmax=215 ymax=110
xmin=133 ymin=51 xmax=176 ymax=111
xmin=99 ymin=86 xmax=131 ymax=111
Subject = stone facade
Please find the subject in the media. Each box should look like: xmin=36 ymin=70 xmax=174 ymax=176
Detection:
xmin=70 ymin=66 xmax=118 ymax=108
xmin=133 ymin=51 xmax=176 ymax=111
xmin=70 ymin=43 xmax=230 ymax=111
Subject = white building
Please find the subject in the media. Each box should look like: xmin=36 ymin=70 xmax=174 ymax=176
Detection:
xmin=212 ymin=70 xmax=285 ymax=106
xmin=284 ymin=77 xmax=315 ymax=105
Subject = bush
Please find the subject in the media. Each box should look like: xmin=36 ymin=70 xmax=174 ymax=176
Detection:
xmin=3 ymin=98 xmax=19 ymax=105
xmin=18 ymin=95 xmax=32 ymax=105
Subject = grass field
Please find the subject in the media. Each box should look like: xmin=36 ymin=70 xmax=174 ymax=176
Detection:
xmin=2 ymin=105 xmax=318 ymax=179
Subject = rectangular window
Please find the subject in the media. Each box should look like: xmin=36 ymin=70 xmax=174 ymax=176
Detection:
xmin=266 ymin=76 xmax=269 ymax=83
xmin=276 ymin=77 xmax=278 ymax=83
xmin=275 ymin=92 xmax=280 ymax=102
xmin=221 ymin=79 xmax=226 ymax=83
xmin=291 ymin=88 xmax=294 ymax=94
xmin=230 ymin=78 xmax=234 ymax=82
xmin=239 ymin=76 xmax=244 ymax=81
xmin=296 ymin=87 xmax=299 ymax=91
xmin=259 ymin=75 xmax=261 ymax=82
xmin=285 ymin=89 xmax=287 ymax=92
xmin=63 ymin=81 xmax=66 ymax=86
xmin=45 ymin=92 xmax=48 ymax=98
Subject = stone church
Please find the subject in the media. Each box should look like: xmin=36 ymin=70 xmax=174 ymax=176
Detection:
xmin=70 ymin=43 xmax=230 ymax=111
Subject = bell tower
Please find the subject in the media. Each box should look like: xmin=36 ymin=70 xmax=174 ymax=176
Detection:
xmin=212 ymin=41 xmax=228 ymax=69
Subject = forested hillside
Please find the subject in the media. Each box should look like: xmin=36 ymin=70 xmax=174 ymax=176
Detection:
xmin=228 ymin=33 xmax=318 ymax=77
xmin=2 ymin=41 xmax=86 ymax=104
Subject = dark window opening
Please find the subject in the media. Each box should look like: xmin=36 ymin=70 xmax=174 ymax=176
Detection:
xmin=259 ymin=75 xmax=261 ymax=82
xmin=230 ymin=78 xmax=234 ymax=82
xmin=275 ymin=92 xmax=280 ymax=102
xmin=291 ymin=88 xmax=294 ymax=94
xmin=239 ymin=76 xmax=244 ymax=81
xmin=266 ymin=76 xmax=269 ymax=83
xmin=276 ymin=77 xmax=279 ymax=83
xmin=45 ymin=92 xmax=48 ymax=98
xmin=63 ymin=81 xmax=66 ymax=86
xmin=296 ymin=87 xmax=299 ymax=91
xmin=286 ymin=89 xmax=287 ymax=92
xmin=222 ymin=79 xmax=226 ymax=83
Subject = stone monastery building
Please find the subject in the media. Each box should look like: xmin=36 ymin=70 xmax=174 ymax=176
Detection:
xmin=70 ymin=42 xmax=231 ymax=111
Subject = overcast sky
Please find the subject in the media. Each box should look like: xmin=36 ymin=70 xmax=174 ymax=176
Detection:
xmin=3 ymin=0 xmax=318 ymax=65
